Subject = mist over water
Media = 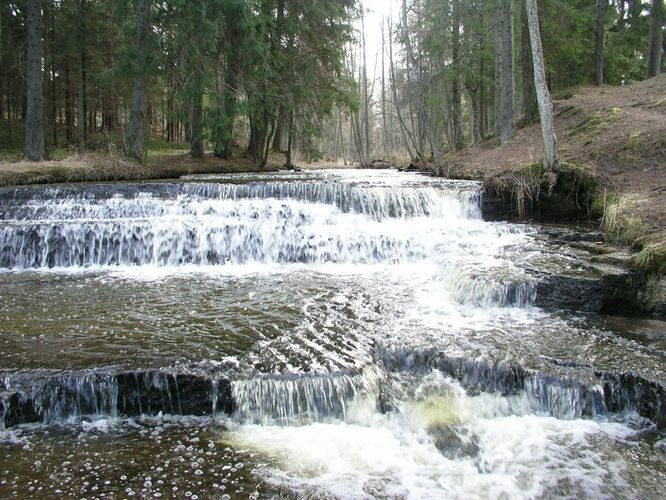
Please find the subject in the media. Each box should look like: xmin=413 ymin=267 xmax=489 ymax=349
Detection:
xmin=1 ymin=170 xmax=665 ymax=498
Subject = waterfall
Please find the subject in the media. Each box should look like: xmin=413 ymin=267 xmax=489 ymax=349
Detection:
xmin=231 ymin=367 xmax=382 ymax=426
xmin=0 ymin=173 xmax=542 ymax=312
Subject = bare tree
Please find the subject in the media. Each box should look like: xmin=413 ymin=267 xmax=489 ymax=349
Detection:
xmin=525 ymin=0 xmax=559 ymax=173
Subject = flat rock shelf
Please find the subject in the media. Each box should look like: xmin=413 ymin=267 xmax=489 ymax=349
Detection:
xmin=1 ymin=170 xmax=665 ymax=498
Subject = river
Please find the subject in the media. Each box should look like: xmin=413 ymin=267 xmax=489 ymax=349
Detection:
xmin=0 ymin=169 xmax=664 ymax=498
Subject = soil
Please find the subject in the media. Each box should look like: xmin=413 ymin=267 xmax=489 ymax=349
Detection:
xmin=447 ymin=74 xmax=666 ymax=248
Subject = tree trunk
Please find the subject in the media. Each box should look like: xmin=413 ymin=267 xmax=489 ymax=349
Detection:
xmin=361 ymin=6 xmax=370 ymax=161
xmin=381 ymin=18 xmax=389 ymax=156
xmin=494 ymin=17 xmax=502 ymax=137
xmin=125 ymin=0 xmax=152 ymax=163
xmin=451 ymin=0 xmax=464 ymax=152
xmin=388 ymin=15 xmax=418 ymax=160
xmin=499 ymin=0 xmax=515 ymax=144
xmin=647 ymin=0 xmax=664 ymax=78
xmin=594 ymin=0 xmax=605 ymax=85
xmin=218 ymin=12 xmax=240 ymax=160
xmin=521 ymin=1 xmax=538 ymax=123
xmin=78 ymin=0 xmax=86 ymax=153
xmin=49 ymin=5 xmax=57 ymax=148
xmin=260 ymin=115 xmax=275 ymax=169
xmin=525 ymin=0 xmax=559 ymax=173
xmin=332 ymin=110 xmax=340 ymax=161
xmin=479 ymin=11 xmax=486 ymax=139
xmin=285 ymin=111 xmax=295 ymax=169
xmin=25 ymin=0 xmax=46 ymax=161
xmin=471 ymin=95 xmax=482 ymax=144
xmin=401 ymin=0 xmax=419 ymax=153
xmin=190 ymin=71 xmax=204 ymax=159
xmin=65 ymin=64 xmax=73 ymax=145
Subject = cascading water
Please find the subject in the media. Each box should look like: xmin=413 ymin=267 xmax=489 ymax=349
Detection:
xmin=1 ymin=169 xmax=665 ymax=498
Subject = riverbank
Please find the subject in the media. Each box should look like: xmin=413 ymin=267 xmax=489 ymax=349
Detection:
xmin=443 ymin=75 xmax=666 ymax=278
xmin=0 ymin=150 xmax=288 ymax=187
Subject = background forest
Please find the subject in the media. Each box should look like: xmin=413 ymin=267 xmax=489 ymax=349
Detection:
xmin=1 ymin=0 xmax=664 ymax=168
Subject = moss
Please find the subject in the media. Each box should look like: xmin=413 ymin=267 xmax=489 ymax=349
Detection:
xmin=566 ymin=109 xmax=620 ymax=141
xmin=590 ymin=191 xmax=619 ymax=219
xmin=626 ymin=131 xmax=644 ymax=150
xmin=521 ymin=162 xmax=545 ymax=178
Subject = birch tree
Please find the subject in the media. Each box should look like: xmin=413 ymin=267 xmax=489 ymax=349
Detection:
xmin=525 ymin=0 xmax=559 ymax=173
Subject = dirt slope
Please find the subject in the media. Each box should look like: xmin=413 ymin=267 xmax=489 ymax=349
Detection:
xmin=448 ymin=74 xmax=666 ymax=262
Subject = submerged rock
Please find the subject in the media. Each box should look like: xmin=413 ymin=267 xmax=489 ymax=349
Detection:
xmin=428 ymin=425 xmax=480 ymax=460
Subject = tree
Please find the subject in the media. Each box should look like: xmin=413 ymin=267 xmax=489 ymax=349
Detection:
xmin=647 ymin=0 xmax=664 ymax=78
xmin=594 ymin=0 xmax=605 ymax=85
xmin=521 ymin=1 xmax=538 ymax=123
xmin=451 ymin=0 xmax=464 ymax=152
xmin=499 ymin=0 xmax=515 ymax=143
xmin=125 ymin=0 xmax=153 ymax=163
xmin=25 ymin=0 xmax=46 ymax=161
xmin=78 ymin=0 xmax=86 ymax=153
xmin=525 ymin=0 xmax=559 ymax=173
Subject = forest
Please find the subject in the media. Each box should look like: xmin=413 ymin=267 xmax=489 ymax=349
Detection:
xmin=1 ymin=0 xmax=664 ymax=169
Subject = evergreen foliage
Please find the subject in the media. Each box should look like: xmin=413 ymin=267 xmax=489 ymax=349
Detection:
xmin=1 ymin=0 xmax=662 ymax=165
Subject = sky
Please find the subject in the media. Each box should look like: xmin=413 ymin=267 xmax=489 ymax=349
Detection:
xmin=361 ymin=0 xmax=398 ymax=66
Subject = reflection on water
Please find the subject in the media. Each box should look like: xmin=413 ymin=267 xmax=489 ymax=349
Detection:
xmin=1 ymin=170 xmax=665 ymax=498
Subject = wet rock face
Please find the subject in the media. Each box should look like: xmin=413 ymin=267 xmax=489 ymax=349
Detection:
xmin=1 ymin=356 xmax=665 ymax=431
xmin=1 ymin=370 xmax=235 ymax=428
xmin=532 ymin=269 xmax=666 ymax=316
xmin=482 ymin=187 xmax=664 ymax=318
xmin=378 ymin=349 xmax=666 ymax=430
xmin=116 ymin=372 xmax=234 ymax=417
xmin=599 ymin=371 xmax=666 ymax=430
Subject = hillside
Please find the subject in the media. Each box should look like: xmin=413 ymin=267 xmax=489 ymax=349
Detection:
xmin=447 ymin=75 xmax=666 ymax=273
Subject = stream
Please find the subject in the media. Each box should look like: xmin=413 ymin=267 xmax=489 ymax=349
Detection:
xmin=0 ymin=169 xmax=665 ymax=498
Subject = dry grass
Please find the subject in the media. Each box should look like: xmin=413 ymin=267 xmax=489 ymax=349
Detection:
xmin=601 ymin=193 xmax=648 ymax=245
xmin=0 ymin=151 xmax=291 ymax=187
xmin=0 ymin=153 xmax=149 ymax=186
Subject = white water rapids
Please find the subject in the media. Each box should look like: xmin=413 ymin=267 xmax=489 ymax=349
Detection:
xmin=0 ymin=170 xmax=664 ymax=498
